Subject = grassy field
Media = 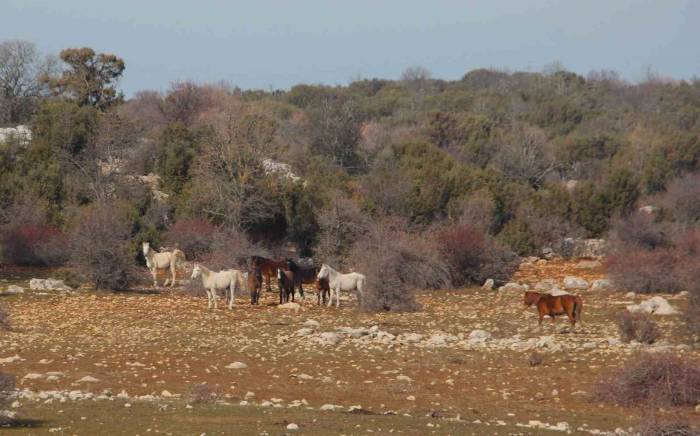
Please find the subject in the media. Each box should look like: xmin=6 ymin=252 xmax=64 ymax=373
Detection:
xmin=1 ymin=261 xmax=697 ymax=435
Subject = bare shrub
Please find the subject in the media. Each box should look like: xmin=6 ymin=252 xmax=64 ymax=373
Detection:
xmin=164 ymin=218 xmax=218 ymax=260
xmin=436 ymin=222 xmax=517 ymax=286
xmin=594 ymin=352 xmax=700 ymax=407
xmin=609 ymin=211 xmax=669 ymax=250
xmin=0 ymin=372 xmax=16 ymax=422
xmin=315 ymin=196 xmax=370 ymax=269
xmin=661 ymin=172 xmax=700 ymax=227
xmin=0 ymin=224 xmax=68 ymax=266
xmin=617 ymin=311 xmax=660 ymax=344
xmin=348 ymin=218 xmax=450 ymax=312
xmin=0 ymin=304 xmax=9 ymax=331
xmin=69 ymin=203 xmax=136 ymax=291
xmin=635 ymin=414 xmax=695 ymax=436
xmin=607 ymin=248 xmax=682 ymax=294
xmin=186 ymin=383 xmax=218 ymax=404
xmin=528 ymin=352 xmax=544 ymax=367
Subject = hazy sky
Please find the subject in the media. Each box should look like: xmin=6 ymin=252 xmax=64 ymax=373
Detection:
xmin=2 ymin=0 xmax=698 ymax=96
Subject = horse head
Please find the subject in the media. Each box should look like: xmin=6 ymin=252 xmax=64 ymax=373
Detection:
xmin=523 ymin=291 xmax=541 ymax=307
xmin=317 ymin=264 xmax=329 ymax=280
xmin=191 ymin=264 xmax=202 ymax=279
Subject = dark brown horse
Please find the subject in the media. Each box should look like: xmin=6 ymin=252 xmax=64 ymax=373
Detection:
xmin=249 ymin=256 xmax=287 ymax=293
xmin=277 ymin=268 xmax=295 ymax=304
xmin=247 ymin=266 xmax=262 ymax=305
xmin=523 ymin=291 xmax=583 ymax=327
xmin=316 ymin=277 xmax=330 ymax=306
xmin=286 ymin=259 xmax=319 ymax=300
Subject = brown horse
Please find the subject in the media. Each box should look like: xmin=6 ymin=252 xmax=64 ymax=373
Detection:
xmin=286 ymin=259 xmax=319 ymax=300
xmin=247 ymin=266 xmax=263 ymax=305
xmin=316 ymin=277 xmax=330 ymax=306
xmin=277 ymin=268 xmax=295 ymax=304
xmin=250 ymin=256 xmax=287 ymax=293
xmin=523 ymin=291 xmax=583 ymax=328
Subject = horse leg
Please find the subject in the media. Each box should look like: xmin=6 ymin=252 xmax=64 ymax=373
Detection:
xmin=170 ymin=261 xmax=177 ymax=287
xmin=206 ymin=289 xmax=212 ymax=309
xmin=265 ymin=273 xmax=272 ymax=292
xmin=151 ymin=268 xmax=158 ymax=288
xmin=336 ymin=287 xmax=340 ymax=308
xmin=212 ymin=288 xmax=218 ymax=309
xmin=327 ymin=288 xmax=334 ymax=307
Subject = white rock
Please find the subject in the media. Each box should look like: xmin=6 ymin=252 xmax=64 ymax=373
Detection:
xmin=0 ymin=355 xmax=22 ymax=364
xmin=4 ymin=285 xmax=24 ymax=295
xmin=627 ymin=296 xmax=678 ymax=315
xmin=563 ymin=276 xmax=588 ymax=291
xmin=226 ymin=362 xmax=248 ymax=369
xmin=481 ymin=279 xmax=494 ymax=291
xmin=468 ymin=330 xmax=491 ymax=344
xmin=591 ymin=279 xmax=612 ymax=292
xmin=320 ymin=404 xmax=340 ymax=411
xmin=534 ymin=279 xmax=558 ymax=292
xmin=161 ymin=390 xmax=174 ymax=398
xmin=23 ymin=373 xmax=43 ymax=380
xmin=303 ymin=319 xmax=320 ymax=328
xmin=77 ymin=376 xmax=100 ymax=383
xmin=337 ymin=326 xmax=369 ymax=338
xmin=548 ymin=287 xmax=569 ymax=296
xmin=397 ymin=333 xmax=423 ymax=343
xmin=29 ymin=278 xmax=71 ymax=291
xmin=318 ymin=332 xmax=341 ymax=345
xmin=396 ymin=375 xmax=412 ymax=382
xmin=278 ymin=302 xmax=301 ymax=312
xmin=295 ymin=328 xmax=314 ymax=337
xmin=499 ymin=282 xmax=526 ymax=293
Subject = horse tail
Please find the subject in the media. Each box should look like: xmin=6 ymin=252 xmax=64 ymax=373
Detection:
xmin=574 ymin=296 xmax=583 ymax=323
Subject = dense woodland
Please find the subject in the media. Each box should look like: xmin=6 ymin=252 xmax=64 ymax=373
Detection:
xmin=1 ymin=39 xmax=700 ymax=316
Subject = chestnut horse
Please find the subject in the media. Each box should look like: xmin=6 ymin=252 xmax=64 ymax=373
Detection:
xmin=247 ymin=266 xmax=263 ymax=305
xmin=523 ymin=291 xmax=583 ymax=328
xmin=249 ymin=256 xmax=287 ymax=293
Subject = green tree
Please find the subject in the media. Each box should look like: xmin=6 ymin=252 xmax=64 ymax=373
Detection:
xmin=157 ymin=123 xmax=198 ymax=194
xmin=44 ymin=47 xmax=124 ymax=109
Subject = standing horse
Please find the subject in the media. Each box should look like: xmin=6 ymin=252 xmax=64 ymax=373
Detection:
xmin=247 ymin=266 xmax=263 ymax=305
xmin=142 ymin=242 xmax=186 ymax=287
xmin=277 ymin=268 xmax=295 ymax=304
xmin=317 ymin=264 xmax=366 ymax=308
xmin=523 ymin=291 xmax=583 ymax=328
xmin=250 ymin=256 xmax=287 ymax=293
xmin=286 ymin=259 xmax=319 ymax=300
xmin=316 ymin=277 xmax=330 ymax=306
xmin=191 ymin=264 xmax=245 ymax=309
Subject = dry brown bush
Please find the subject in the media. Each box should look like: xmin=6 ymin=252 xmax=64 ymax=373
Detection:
xmin=0 ymin=304 xmax=9 ymax=331
xmin=348 ymin=218 xmax=450 ymax=312
xmin=635 ymin=415 xmax=695 ymax=436
xmin=594 ymin=352 xmax=700 ymax=408
xmin=616 ymin=310 xmax=660 ymax=344
xmin=69 ymin=203 xmax=137 ymax=291
xmin=186 ymin=383 xmax=219 ymax=404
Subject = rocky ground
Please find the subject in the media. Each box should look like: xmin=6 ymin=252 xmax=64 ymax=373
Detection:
xmin=0 ymin=260 xmax=697 ymax=435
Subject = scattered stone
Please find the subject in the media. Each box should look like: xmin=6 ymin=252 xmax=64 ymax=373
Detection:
xmin=303 ymin=319 xmax=320 ymax=328
xmin=396 ymin=375 xmax=412 ymax=382
xmin=468 ymin=329 xmax=491 ymax=344
xmin=627 ymin=296 xmax=678 ymax=315
xmin=591 ymin=279 xmax=613 ymax=292
xmin=29 ymin=278 xmax=71 ymax=291
xmin=563 ymin=276 xmax=589 ymax=291
xmin=576 ymin=260 xmax=602 ymax=269
xmin=295 ymin=328 xmax=314 ymax=337
xmin=23 ymin=373 xmax=43 ymax=380
xmin=481 ymin=279 xmax=494 ymax=291
xmin=499 ymin=282 xmax=526 ymax=293
xmin=534 ymin=279 xmax=558 ymax=292
xmin=77 ymin=376 xmax=100 ymax=383
xmin=286 ymin=423 xmax=299 ymax=431
xmin=226 ymin=362 xmax=248 ymax=369
xmin=548 ymin=287 xmax=569 ymax=296
xmin=0 ymin=355 xmax=22 ymax=364
xmin=278 ymin=302 xmax=301 ymax=312
xmin=4 ymin=285 xmax=24 ymax=295
xmin=318 ymin=332 xmax=341 ymax=345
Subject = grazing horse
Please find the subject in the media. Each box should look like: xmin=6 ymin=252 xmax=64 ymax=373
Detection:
xmin=247 ymin=266 xmax=263 ymax=305
xmin=286 ymin=259 xmax=319 ymax=300
xmin=317 ymin=264 xmax=366 ymax=308
xmin=250 ymin=256 xmax=287 ymax=293
xmin=316 ymin=277 xmax=330 ymax=306
xmin=523 ymin=291 xmax=583 ymax=328
xmin=142 ymin=242 xmax=186 ymax=287
xmin=277 ymin=268 xmax=295 ymax=304
xmin=191 ymin=264 xmax=245 ymax=309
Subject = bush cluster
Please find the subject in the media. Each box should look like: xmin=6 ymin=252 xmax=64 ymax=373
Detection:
xmin=616 ymin=311 xmax=660 ymax=344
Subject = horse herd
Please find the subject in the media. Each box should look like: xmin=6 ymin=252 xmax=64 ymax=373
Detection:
xmin=142 ymin=242 xmax=366 ymax=310
xmin=142 ymin=242 xmax=584 ymax=327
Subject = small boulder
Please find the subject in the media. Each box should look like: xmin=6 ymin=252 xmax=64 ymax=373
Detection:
xmin=548 ymin=287 xmax=569 ymax=296
xmin=563 ymin=276 xmax=588 ymax=291
xmin=590 ymin=279 xmax=612 ymax=292
xmin=627 ymin=296 xmax=678 ymax=316
xmin=468 ymin=329 xmax=491 ymax=344
xmin=77 ymin=376 xmax=100 ymax=383
xmin=318 ymin=332 xmax=341 ymax=345
xmin=482 ymin=278 xmax=494 ymax=291
xmin=286 ymin=423 xmax=299 ymax=431
xmin=303 ymin=319 xmax=320 ymax=328
xmin=226 ymin=362 xmax=248 ymax=369
xmin=576 ymin=260 xmax=602 ymax=270
xmin=4 ymin=285 xmax=24 ymax=295
xmin=278 ymin=302 xmax=301 ymax=312
xmin=499 ymin=282 xmax=526 ymax=293
xmin=29 ymin=278 xmax=71 ymax=291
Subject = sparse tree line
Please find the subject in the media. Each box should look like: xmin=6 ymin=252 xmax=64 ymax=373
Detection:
xmin=1 ymin=38 xmax=700 ymax=313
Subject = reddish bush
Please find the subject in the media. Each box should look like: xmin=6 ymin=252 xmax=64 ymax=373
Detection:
xmin=165 ymin=218 xmax=218 ymax=260
xmin=437 ymin=223 xmax=517 ymax=286
xmin=616 ymin=310 xmax=660 ymax=344
xmin=606 ymin=248 xmax=682 ymax=294
xmin=1 ymin=224 xmax=68 ymax=266
xmin=595 ymin=352 xmax=700 ymax=408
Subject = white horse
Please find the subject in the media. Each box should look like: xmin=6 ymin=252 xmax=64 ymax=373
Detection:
xmin=142 ymin=242 xmax=186 ymax=287
xmin=317 ymin=264 xmax=365 ymax=308
xmin=191 ymin=264 xmax=245 ymax=309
